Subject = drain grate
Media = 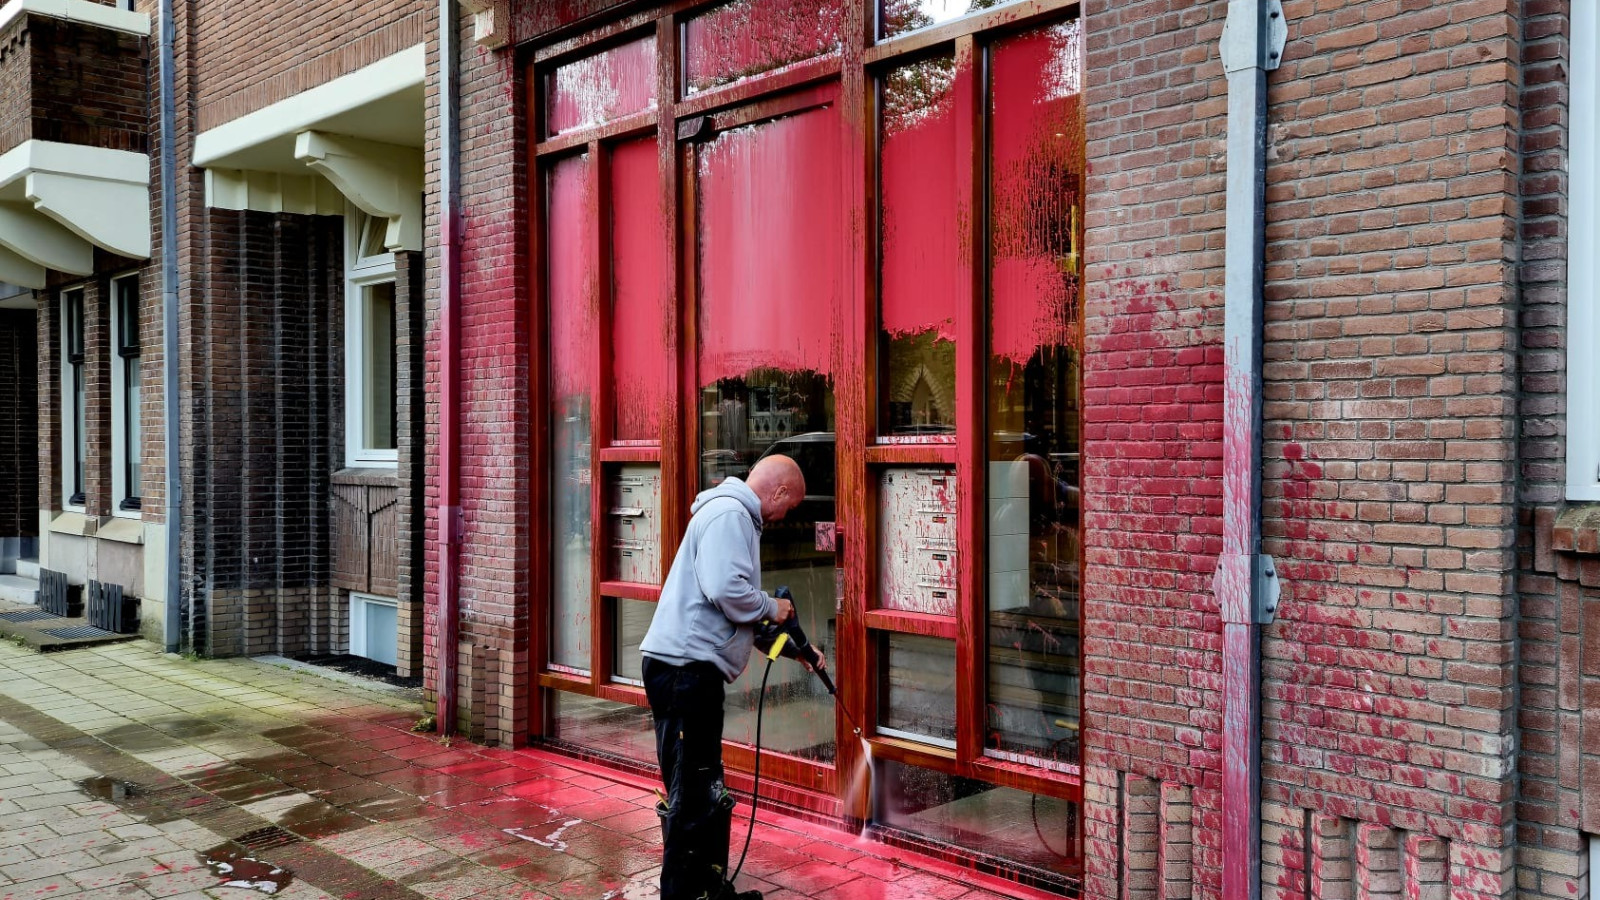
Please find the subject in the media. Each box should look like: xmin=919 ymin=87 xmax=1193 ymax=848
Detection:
xmin=41 ymin=625 xmax=116 ymax=639
xmin=0 ymin=610 xmax=58 ymax=623
xmin=234 ymin=825 xmax=300 ymax=852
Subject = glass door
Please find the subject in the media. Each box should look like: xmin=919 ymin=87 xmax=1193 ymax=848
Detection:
xmin=690 ymin=88 xmax=845 ymax=792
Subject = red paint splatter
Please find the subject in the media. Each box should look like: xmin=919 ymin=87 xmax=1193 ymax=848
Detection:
xmin=880 ymin=53 xmax=958 ymax=344
xmin=545 ymin=36 xmax=656 ymax=137
xmin=547 ymin=153 xmax=596 ymax=400
xmin=684 ymin=0 xmax=843 ymax=94
xmin=609 ymin=137 xmax=671 ymax=442
xmin=696 ymin=101 xmax=842 ymax=385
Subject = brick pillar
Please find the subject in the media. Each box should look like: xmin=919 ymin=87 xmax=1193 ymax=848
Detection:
xmin=1402 ymin=834 xmax=1446 ymax=900
xmin=393 ymin=250 xmax=425 ymax=677
xmin=1082 ymin=763 xmax=1122 ymax=900
xmin=37 ymin=293 xmax=60 ymax=514
xmin=81 ymin=277 xmax=112 ymax=517
xmin=1157 ymin=782 xmax=1193 ymax=900
xmin=1123 ymin=774 xmax=1159 ymax=900
xmin=1355 ymin=823 xmax=1399 ymax=900
xmin=1310 ymin=814 xmax=1353 ymax=900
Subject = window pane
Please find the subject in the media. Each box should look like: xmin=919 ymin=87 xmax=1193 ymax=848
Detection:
xmin=879 ymin=0 xmax=1026 ymax=39
xmin=697 ymin=106 xmax=844 ymax=763
xmin=546 ymin=35 xmax=657 ymax=137
xmin=879 ymin=54 xmax=958 ymax=439
xmin=549 ymin=153 xmax=597 ymax=673
xmin=127 ymin=358 xmax=141 ymax=499
xmin=612 ymin=598 xmax=655 ymax=686
xmin=364 ymin=600 xmax=399 ymax=667
xmin=549 ymin=690 xmax=657 ymax=766
xmin=74 ymin=364 xmax=85 ymax=497
xmin=684 ymin=0 xmax=844 ymax=95
xmin=610 ymin=137 xmax=671 ymax=443
xmin=985 ymin=19 xmax=1083 ymax=769
xmin=875 ymin=760 xmax=1082 ymax=887
xmin=877 ymin=633 xmax=956 ymax=747
xmin=363 ymin=282 xmax=397 ymax=451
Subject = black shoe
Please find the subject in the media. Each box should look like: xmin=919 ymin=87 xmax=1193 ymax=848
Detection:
xmin=716 ymin=882 xmax=761 ymax=900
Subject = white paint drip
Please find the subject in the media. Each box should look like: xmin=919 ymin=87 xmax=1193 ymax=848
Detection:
xmin=503 ymin=818 xmax=583 ymax=854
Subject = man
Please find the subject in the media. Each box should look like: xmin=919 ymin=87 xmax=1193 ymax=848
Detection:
xmin=640 ymin=454 xmax=818 ymax=900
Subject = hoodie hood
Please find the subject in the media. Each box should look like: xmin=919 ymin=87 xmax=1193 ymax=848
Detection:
xmin=690 ymin=477 xmax=762 ymax=531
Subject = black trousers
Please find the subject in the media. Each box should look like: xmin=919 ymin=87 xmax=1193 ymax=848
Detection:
xmin=643 ymin=657 xmax=733 ymax=900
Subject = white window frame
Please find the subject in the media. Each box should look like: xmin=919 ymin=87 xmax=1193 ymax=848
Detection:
xmin=59 ymin=287 xmax=86 ymax=512
xmin=345 ymin=207 xmax=400 ymax=468
xmin=1571 ymin=0 xmax=1600 ymax=500
xmin=349 ymin=591 xmax=399 ymax=665
xmin=109 ymin=272 xmax=142 ymax=518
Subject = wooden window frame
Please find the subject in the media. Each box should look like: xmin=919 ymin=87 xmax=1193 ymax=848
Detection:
xmin=528 ymin=0 xmax=1085 ymax=815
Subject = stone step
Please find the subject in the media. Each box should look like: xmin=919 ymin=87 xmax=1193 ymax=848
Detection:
xmin=0 ymin=574 xmax=39 ymax=606
xmin=14 ymin=559 xmax=39 ymax=581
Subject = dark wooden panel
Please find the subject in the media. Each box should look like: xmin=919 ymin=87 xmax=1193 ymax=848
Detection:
xmin=367 ymin=485 xmax=400 ymax=597
xmin=330 ymin=483 xmax=368 ymax=592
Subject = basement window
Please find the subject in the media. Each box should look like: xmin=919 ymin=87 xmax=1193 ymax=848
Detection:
xmin=61 ymin=287 xmax=86 ymax=510
xmin=348 ymin=592 xmax=398 ymax=666
xmin=345 ymin=210 xmax=399 ymax=467
xmin=110 ymin=273 xmax=142 ymax=514
xmin=1571 ymin=0 xmax=1600 ymax=500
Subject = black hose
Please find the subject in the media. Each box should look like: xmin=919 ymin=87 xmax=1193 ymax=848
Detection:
xmin=731 ymin=657 xmax=773 ymax=885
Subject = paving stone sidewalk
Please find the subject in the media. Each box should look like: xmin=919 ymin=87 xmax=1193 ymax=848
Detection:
xmin=0 ymin=635 xmax=1044 ymax=900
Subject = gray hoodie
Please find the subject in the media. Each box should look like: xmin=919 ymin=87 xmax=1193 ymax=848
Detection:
xmin=640 ymin=477 xmax=781 ymax=683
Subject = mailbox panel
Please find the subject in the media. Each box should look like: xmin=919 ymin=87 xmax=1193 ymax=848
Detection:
xmin=878 ymin=467 xmax=958 ymax=615
xmin=607 ymin=464 xmax=661 ymax=584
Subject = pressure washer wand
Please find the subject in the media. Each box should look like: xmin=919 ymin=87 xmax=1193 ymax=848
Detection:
xmin=767 ymin=588 xmax=861 ymax=736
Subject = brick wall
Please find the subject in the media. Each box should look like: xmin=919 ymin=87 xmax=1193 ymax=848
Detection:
xmin=422 ymin=14 xmax=532 ymax=744
xmin=1078 ymin=1 xmax=1228 ymax=897
xmin=0 ymin=13 xmax=147 ymax=157
xmin=1257 ymin=3 xmax=1523 ymax=900
xmin=0 ymin=308 xmax=39 ymax=542
xmin=36 ymin=290 xmax=59 ymax=514
xmin=394 ymin=250 xmax=427 ymax=678
xmin=191 ymin=0 xmax=426 ymax=131
xmin=189 ymin=209 xmax=343 ymax=657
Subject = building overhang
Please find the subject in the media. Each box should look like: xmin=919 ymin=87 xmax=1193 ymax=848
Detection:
xmin=192 ymin=45 xmax=426 ymax=252
xmin=0 ymin=141 xmax=150 ymax=289
xmin=0 ymin=0 xmax=148 ymax=38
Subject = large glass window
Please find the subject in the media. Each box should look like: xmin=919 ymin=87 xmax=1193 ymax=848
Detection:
xmin=1570 ymin=0 xmax=1600 ymax=500
xmin=610 ymin=137 xmax=672 ymax=444
xmin=697 ymin=105 xmax=843 ymax=763
xmin=985 ymin=20 xmax=1084 ymax=770
xmin=545 ymin=35 xmax=657 ymax=137
xmin=684 ymin=0 xmax=845 ymax=95
xmin=549 ymin=152 xmax=597 ymax=674
xmin=111 ymin=274 xmax=142 ymax=511
xmin=62 ymin=287 xmax=85 ymax=508
xmin=878 ymin=53 xmax=958 ymax=440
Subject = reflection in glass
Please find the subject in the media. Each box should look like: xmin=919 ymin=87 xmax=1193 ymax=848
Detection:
xmin=879 ymin=0 xmax=1024 ymax=39
xmin=877 ymin=633 xmax=957 ymax=747
xmin=612 ymin=598 xmax=656 ymax=686
xmin=696 ymin=105 xmax=844 ymax=763
xmin=875 ymin=760 xmax=1081 ymax=886
xmin=545 ymin=36 xmax=657 ymax=137
xmin=363 ymin=282 xmax=397 ymax=451
xmin=549 ymin=154 xmax=596 ymax=673
xmin=684 ymin=0 xmax=844 ymax=95
xmin=550 ymin=690 xmax=658 ymax=766
xmin=879 ymin=54 xmax=957 ymax=439
xmin=985 ymin=20 xmax=1083 ymax=770
xmin=65 ymin=289 xmax=85 ymax=503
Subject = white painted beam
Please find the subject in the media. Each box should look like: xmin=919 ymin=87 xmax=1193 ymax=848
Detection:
xmin=0 ymin=201 xmax=93 ymax=274
xmin=0 ymin=246 xmax=45 ymax=289
xmin=294 ymin=131 xmax=423 ymax=251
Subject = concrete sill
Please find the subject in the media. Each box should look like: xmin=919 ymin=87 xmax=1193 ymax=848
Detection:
xmin=48 ymin=511 xmax=96 ymax=536
xmin=96 ymin=517 xmax=143 ymax=545
xmin=332 ymin=467 xmax=399 ymax=488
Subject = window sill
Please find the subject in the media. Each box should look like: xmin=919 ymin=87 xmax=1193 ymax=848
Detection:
xmin=332 ymin=467 xmax=400 ymax=488
xmin=49 ymin=511 xmax=96 ymax=536
xmin=96 ymin=517 xmax=144 ymax=545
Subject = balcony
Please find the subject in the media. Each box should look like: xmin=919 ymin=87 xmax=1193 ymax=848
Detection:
xmin=0 ymin=0 xmax=151 ymax=287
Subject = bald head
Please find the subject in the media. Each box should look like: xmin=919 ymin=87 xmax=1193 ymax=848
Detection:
xmin=746 ymin=455 xmax=806 ymax=524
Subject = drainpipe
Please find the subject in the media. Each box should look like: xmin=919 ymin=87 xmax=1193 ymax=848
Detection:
xmin=158 ymin=0 xmax=182 ymax=654
xmin=1216 ymin=3 xmax=1285 ymax=900
xmin=436 ymin=0 xmax=462 ymax=735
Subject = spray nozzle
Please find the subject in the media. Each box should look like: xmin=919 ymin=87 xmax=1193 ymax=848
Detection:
xmin=762 ymin=587 xmax=861 ymax=736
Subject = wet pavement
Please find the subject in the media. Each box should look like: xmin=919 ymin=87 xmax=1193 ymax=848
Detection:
xmin=0 ymin=631 xmax=1052 ymax=900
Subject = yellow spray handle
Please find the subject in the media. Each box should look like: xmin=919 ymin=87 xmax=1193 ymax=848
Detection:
xmin=766 ymin=631 xmax=790 ymax=661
